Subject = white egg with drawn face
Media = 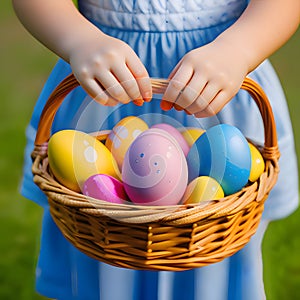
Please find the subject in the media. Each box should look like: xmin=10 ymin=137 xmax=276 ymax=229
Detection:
xmin=122 ymin=128 xmax=188 ymax=206
xmin=105 ymin=116 xmax=149 ymax=171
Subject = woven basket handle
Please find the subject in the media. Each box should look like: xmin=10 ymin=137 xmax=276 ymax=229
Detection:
xmin=34 ymin=73 xmax=279 ymax=161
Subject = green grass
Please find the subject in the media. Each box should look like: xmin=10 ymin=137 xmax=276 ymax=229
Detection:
xmin=1 ymin=2 xmax=300 ymax=299
xmin=0 ymin=2 xmax=55 ymax=299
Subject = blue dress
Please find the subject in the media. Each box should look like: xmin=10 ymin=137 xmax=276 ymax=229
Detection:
xmin=21 ymin=1 xmax=298 ymax=299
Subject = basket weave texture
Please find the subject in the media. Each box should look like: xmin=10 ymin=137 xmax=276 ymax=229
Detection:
xmin=32 ymin=75 xmax=280 ymax=271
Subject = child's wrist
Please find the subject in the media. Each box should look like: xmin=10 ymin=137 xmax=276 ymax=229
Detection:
xmin=54 ymin=18 xmax=106 ymax=63
xmin=212 ymin=36 xmax=252 ymax=74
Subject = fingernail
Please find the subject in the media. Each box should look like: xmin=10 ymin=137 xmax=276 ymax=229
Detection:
xmin=95 ymin=93 xmax=109 ymax=105
xmin=174 ymin=103 xmax=184 ymax=111
xmin=161 ymin=100 xmax=173 ymax=111
xmin=133 ymin=98 xmax=144 ymax=106
xmin=184 ymin=109 xmax=192 ymax=115
xmin=143 ymin=92 xmax=152 ymax=102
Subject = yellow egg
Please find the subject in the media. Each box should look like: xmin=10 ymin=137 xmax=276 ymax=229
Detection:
xmin=48 ymin=130 xmax=119 ymax=192
xmin=180 ymin=127 xmax=205 ymax=147
xmin=105 ymin=116 xmax=149 ymax=170
xmin=182 ymin=176 xmax=224 ymax=204
xmin=248 ymin=142 xmax=265 ymax=182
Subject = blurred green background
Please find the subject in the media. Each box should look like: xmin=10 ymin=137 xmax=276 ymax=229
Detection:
xmin=1 ymin=1 xmax=300 ymax=299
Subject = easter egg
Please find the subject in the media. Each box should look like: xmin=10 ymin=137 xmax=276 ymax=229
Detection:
xmin=151 ymin=123 xmax=190 ymax=156
xmin=180 ymin=127 xmax=205 ymax=147
xmin=122 ymin=128 xmax=188 ymax=206
xmin=182 ymin=176 xmax=224 ymax=204
xmin=248 ymin=142 xmax=265 ymax=182
xmin=187 ymin=124 xmax=251 ymax=195
xmin=83 ymin=174 xmax=128 ymax=204
xmin=106 ymin=116 xmax=149 ymax=170
xmin=48 ymin=130 xmax=119 ymax=192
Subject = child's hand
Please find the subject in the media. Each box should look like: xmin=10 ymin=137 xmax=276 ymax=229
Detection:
xmin=69 ymin=32 xmax=152 ymax=106
xmin=161 ymin=40 xmax=249 ymax=117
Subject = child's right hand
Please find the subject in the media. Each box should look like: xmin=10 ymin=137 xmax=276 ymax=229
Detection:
xmin=12 ymin=0 xmax=152 ymax=106
xmin=68 ymin=32 xmax=152 ymax=106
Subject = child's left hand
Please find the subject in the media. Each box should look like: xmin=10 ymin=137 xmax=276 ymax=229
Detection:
xmin=161 ymin=40 xmax=249 ymax=117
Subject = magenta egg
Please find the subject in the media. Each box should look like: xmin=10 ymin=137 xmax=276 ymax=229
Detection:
xmin=83 ymin=174 xmax=128 ymax=204
xmin=151 ymin=123 xmax=190 ymax=156
xmin=122 ymin=128 xmax=188 ymax=206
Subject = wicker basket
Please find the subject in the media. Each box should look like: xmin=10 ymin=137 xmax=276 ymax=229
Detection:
xmin=31 ymin=74 xmax=280 ymax=271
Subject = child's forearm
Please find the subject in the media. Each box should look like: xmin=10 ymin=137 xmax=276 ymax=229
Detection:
xmin=12 ymin=0 xmax=102 ymax=63
xmin=215 ymin=0 xmax=300 ymax=73
xmin=13 ymin=0 xmax=152 ymax=105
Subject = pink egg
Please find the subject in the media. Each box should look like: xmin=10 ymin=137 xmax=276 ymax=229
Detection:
xmin=122 ymin=128 xmax=188 ymax=206
xmin=83 ymin=174 xmax=128 ymax=204
xmin=151 ymin=123 xmax=190 ymax=156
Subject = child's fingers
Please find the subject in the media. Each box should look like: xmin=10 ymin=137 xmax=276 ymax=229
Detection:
xmin=162 ymin=64 xmax=193 ymax=109
xmin=173 ymin=103 xmax=184 ymax=111
xmin=94 ymin=71 xmax=131 ymax=104
xmin=137 ymin=77 xmax=152 ymax=102
xmin=161 ymin=99 xmax=174 ymax=111
xmin=111 ymin=64 xmax=144 ymax=104
xmin=133 ymin=99 xmax=144 ymax=106
xmin=174 ymin=75 xmax=207 ymax=110
xmin=82 ymin=78 xmax=109 ymax=105
xmin=193 ymin=91 xmax=227 ymax=118
xmin=126 ymin=54 xmax=152 ymax=102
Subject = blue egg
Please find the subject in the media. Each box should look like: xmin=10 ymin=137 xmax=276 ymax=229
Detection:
xmin=186 ymin=124 xmax=251 ymax=195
